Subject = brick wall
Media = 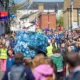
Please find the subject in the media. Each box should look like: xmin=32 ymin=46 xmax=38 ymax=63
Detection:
xmin=38 ymin=13 xmax=56 ymax=29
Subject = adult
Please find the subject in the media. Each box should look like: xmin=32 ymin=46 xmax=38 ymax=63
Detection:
xmin=2 ymin=53 xmax=35 ymax=80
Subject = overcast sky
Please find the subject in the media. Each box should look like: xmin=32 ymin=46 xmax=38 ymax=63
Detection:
xmin=14 ymin=0 xmax=64 ymax=3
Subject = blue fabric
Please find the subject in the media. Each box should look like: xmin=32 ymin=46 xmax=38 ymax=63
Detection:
xmin=2 ymin=62 xmax=35 ymax=80
xmin=56 ymin=35 xmax=61 ymax=44
xmin=0 ymin=16 xmax=8 ymax=21
xmin=14 ymin=31 xmax=48 ymax=58
xmin=6 ymin=57 xmax=15 ymax=69
xmin=65 ymin=71 xmax=80 ymax=80
xmin=47 ymin=35 xmax=53 ymax=40
xmin=10 ymin=41 xmax=16 ymax=48
xmin=72 ymin=46 xmax=80 ymax=52
xmin=72 ymin=46 xmax=77 ymax=52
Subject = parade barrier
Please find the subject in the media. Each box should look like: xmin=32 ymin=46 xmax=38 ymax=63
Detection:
xmin=14 ymin=31 xmax=48 ymax=58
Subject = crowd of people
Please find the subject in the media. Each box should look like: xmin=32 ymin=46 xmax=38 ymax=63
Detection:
xmin=0 ymin=28 xmax=80 ymax=80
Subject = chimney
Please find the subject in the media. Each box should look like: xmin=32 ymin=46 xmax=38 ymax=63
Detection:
xmin=38 ymin=4 xmax=44 ymax=12
xmin=28 ymin=0 xmax=33 ymax=4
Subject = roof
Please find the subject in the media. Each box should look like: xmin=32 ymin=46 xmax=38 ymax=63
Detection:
xmin=18 ymin=2 xmax=63 ymax=10
xmin=64 ymin=0 xmax=80 ymax=9
xmin=20 ymin=11 xmax=39 ymax=20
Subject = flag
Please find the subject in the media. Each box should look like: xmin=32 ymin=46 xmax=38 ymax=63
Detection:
xmin=34 ymin=17 xmax=39 ymax=28
xmin=0 ymin=12 xmax=8 ymax=21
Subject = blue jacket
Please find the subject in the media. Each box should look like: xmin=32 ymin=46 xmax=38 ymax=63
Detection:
xmin=72 ymin=46 xmax=80 ymax=52
xmin=6 ymin=56 xmax=14 ymax=69
xmin=65 ymin=71 xmax=80 ymax=80
xmin=47 ymin=35 xmax=53 ymax=40
xmin=56 ymin=35 xmax=61 ymax=44
xmin=10 ymin=41 xmax=16 ymax=48
xmin=2 ymin=62 xmax=35 ymax=80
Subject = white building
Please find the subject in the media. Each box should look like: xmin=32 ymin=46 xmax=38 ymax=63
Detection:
xmin=11 ymin=0 xmax=63 ymax=31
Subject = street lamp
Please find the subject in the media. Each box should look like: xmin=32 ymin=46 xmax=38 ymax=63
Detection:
xmin=70 ymin=0 xmax=74 ymax=32
xmin=55 ymin=3 xmax=58 ymax=30
xmin=48 ymin=9 xmax=50 ymax=28
xmin=78 ymin=9 xmax=80 ymax=27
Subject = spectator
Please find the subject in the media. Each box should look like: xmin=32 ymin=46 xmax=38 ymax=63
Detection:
xmin=60 ymin=43 xmax=66 ymax=54
xmin=65 ymin=52 xmax=80 ymax=80
xmin=0 ymin=45 xmax=7 ymax=72
xmin=51 ymin=49 xmax=63 ymax=80
xmin=2 ymin=53 xmax=35 ymax=80
xmin=46 ymin=42 xmax=53 ymax=57
xmin=33 ymin=54 xmax=54 ymax=80
xmin=52 ymin=38 xmax=58 ymax=53
xmin=24 ymin=58 xmax=32 ymax=68
xmin=8 ymin=46 xmax=13 ymax=50
xmin=72 ymin=43 xmax=79 ymax=52
xmin=10 ymin=38 xmax=15 ymax=48
xmin=5 ymin=35 xmax=10 ymax=48
xmin=6 ymin=49 xmax=15 ymax=69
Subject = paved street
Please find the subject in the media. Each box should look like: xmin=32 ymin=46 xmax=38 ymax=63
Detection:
xmin=0 ymin=71 xmax=4 ymax=80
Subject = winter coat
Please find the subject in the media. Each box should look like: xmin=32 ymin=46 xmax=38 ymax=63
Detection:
xmin=6 ymin=56 xmax=14 ymax=69
xmin=10 ymin=41 xmax=15 ymax=48
xmin=51 ymin=53 xmax=63 ymax=72
xmin=33 ymin=64 xmax=54 ymax=80
xmin=65 ymin=66 xmax=80 ymax=80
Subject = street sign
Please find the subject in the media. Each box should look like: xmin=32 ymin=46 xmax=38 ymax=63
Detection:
xmin=10 ymin=13 xmax=16 ymax=19
xmin=0 ymin=12 xmax=8 ymax=21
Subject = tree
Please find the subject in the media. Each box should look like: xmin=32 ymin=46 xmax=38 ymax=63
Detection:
xmin=57 ymin=16 xmax=64 ymax=27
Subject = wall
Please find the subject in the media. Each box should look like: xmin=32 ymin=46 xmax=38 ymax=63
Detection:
xmin=64 ymin=9 xmax=80 ymax=29
xmin=39 ymin=13 xmax=56 ymax=29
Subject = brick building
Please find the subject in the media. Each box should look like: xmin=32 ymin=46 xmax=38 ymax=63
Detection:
xmin=38 ymin=12 xmax=56 ymax=29
xmin=64 ymin=0 xmax=80 ymax=29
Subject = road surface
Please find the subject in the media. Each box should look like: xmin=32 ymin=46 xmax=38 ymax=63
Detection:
xmin=0 ymin=71 xmax=4 ymax=80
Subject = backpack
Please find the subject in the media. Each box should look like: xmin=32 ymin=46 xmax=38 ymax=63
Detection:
xmin=8 ymin=65 xmax=26 ymax=80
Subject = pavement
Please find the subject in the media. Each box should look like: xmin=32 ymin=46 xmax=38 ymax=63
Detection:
xmin=0 ymin=71 xmax=4 ymax=80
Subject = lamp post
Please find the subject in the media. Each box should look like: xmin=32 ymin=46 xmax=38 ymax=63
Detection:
xmin=78 ymin=9 xmax=80 ymax=27
xmin=5 ymin=0 xmax=10 ymax=33
xmin=55 ymin=3 xmax=58 ymax=30
xmin=48 ymin=9 xmax=50 ymax=29
xmin=70 ymin=0 xmax=74 ymax=32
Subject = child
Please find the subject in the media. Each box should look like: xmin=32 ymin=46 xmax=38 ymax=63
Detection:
xmin=10 ymin=38 xmax=15 ymax=48
xmin=51 ymin=49 xmax=64 ymax=80
xmin=6 ymin=49 xmax=15 ymax=69
xmin=33 ymin=54 xmax=54 ymax=80
xmin=0 ymin=45 xmax=7 ymax=72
